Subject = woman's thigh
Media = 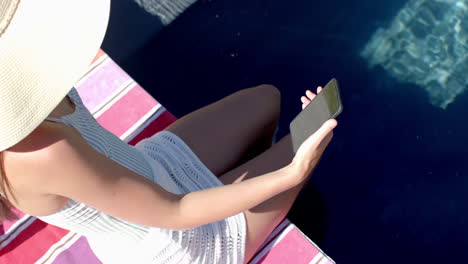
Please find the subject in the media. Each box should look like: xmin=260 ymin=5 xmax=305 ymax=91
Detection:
xmin=164 ymin=84 xmax=281 ymax=176
xmin=219 ymin=135 xmax=299 ymax=263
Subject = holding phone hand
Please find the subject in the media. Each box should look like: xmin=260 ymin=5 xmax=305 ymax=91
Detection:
xmin=290 ymin=87 xmax=338 ymax=184
xmin=301 ymin=86 xmax=323 ymax=110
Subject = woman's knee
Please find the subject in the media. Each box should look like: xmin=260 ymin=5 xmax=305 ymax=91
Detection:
xmin=254 ymin=84 xmax=281 ymax=106
xmin=245 ymin=84 xmax=281 ymax=118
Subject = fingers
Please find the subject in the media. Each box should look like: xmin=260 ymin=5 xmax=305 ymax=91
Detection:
xmin=300 ymin=85 xmax=324 ymax=110
xmin=301 ymin=88 xmax=318 ymax=109
xmin=317 ymin=119 xmax=338 ymax=139
xmin=300 ymin=86 xmax=322 ymax=103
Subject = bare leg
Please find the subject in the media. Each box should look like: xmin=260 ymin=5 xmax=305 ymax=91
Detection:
xmin=219 ymin=135 xmax=310 ymax=264
xmin=164 ymin=84 xmax=310 ymax=262
xmin=164 ymin=84 xmax=281 ymax=176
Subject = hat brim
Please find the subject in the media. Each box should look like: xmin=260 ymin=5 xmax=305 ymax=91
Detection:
xmin=0 ymin=0 xmax=110 ymax=151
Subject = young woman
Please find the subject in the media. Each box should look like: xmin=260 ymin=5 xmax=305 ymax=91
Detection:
xmin=0 ymin=0 xmax=337 ymax=263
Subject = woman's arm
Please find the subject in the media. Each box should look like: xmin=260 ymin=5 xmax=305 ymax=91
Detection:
xmin=176 ymin=118 xmax=337 ymax=229
xmin=178 ymin=166 xmax=296 ymax=229
xmin=8 ymin=118 xmax=334 ymax=230
xmin=7 ymin=122 xmax=182 ymax=229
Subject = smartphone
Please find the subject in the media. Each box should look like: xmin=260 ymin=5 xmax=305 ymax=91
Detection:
xmin=289 ymin=78 xmax=343 ymax=153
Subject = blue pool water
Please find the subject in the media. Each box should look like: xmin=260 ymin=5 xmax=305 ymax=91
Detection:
xmin=106 ymin=0 xmax=468 ymax=262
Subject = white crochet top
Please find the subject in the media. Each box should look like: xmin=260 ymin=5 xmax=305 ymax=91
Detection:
xmin=38 ymin=88 xmax=246 ymax=264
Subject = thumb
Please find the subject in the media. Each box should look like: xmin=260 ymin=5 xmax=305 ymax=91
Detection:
xmin=307 ymin=119 xmax=338 ymax=147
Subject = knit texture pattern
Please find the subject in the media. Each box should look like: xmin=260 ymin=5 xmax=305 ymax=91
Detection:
xmin=38 ymin=88 xmax=246 ymax=264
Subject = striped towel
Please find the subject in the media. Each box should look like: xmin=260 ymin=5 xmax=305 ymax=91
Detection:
xmin=0 ymin=51 xmax=173 ymax=264
xmin=0 ymin=50 xmax=335 ymax=264
xmin=0 ymin=50 xmax=334 ymax=264
xmin=0 ymin=2 xmax=335 ymax=261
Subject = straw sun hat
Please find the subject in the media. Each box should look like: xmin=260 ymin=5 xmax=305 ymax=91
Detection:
xmin=0 ymin=0 xmax=110 ymax=151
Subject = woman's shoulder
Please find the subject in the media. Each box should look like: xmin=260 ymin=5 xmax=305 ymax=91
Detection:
xmin=6 ymin=121 xmax=83 ymax=164
xmin=4 ymin=121 xmax=82 ymax=192
xmin=3 ymin=122 xmax=80 ymax=215
xmin=9 ymin=121 xmax=67 ymax=151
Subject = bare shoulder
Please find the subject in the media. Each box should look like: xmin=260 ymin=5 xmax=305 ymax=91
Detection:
xmin=5 ymin=119 xmax=112 ymax=201
xmin=3 ymin=121 xmax=85 ymax=215
xmin=4 ymin=122 xmax=91 ymax=193
xmin=4 ymin=121 xmax=183 ymax=228
xmin=8 ymin=121 xmax=75 ymax=153
xmin=6 ymin=121 xmax=83 ymax=170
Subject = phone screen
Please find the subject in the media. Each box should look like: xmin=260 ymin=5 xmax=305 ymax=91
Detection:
xmin=289 ymin=78 xmax=343 ymax=153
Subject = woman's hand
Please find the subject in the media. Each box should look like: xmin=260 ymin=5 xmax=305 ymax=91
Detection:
xmin=290 ymin=87 xmax=338 ymax=183
xmin=301 ymin=86 xmax=322 ymax=110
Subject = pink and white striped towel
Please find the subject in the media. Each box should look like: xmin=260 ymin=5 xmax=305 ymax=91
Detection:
xmin=0 ymin=50 xmax=334 ymax=264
